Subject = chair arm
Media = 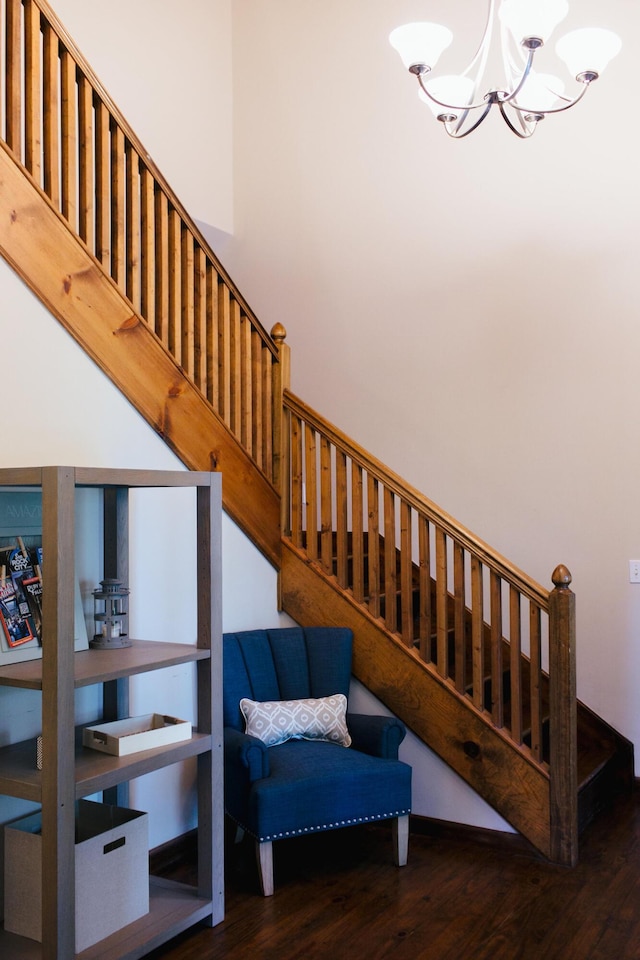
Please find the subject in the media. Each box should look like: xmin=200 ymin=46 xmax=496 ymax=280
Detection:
xmin=224 ymin=726 xmax=270 ymax=782
xmin=347 ymin=713 xmax=407 ymax=760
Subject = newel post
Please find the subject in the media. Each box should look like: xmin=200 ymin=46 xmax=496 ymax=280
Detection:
xmin=271 ymin=323 xmax=291 ymax=537
xmin=548 ymin=564 xmax=578 ymax=866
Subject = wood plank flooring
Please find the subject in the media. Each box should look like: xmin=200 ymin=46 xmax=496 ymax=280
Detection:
xmin=151 ymin=788 xmax=640 ymax=960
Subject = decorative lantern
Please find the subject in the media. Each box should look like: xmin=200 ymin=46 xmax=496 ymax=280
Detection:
xmin=90 ymin=578 xmax=131 ymax=649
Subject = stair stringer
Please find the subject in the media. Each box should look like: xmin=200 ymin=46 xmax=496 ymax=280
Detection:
xmin=0 ymin=140 xmax=280 ymax=568
xmin=281 ymin=539 xmax=553 ymax=859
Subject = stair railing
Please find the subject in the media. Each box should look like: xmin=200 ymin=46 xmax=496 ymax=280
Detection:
xmin=281 ymin=389 xmax=577 ymax=864
xmin=0 ymin=0 xmax=282 ymax=487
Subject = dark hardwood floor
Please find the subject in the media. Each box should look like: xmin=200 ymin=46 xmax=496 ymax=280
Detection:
xmin=151 ymin=788 xmax=640 ymax=960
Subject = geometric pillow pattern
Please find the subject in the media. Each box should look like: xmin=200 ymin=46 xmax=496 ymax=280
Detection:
xmin=239 ymin=694 xmax=351 ymax=748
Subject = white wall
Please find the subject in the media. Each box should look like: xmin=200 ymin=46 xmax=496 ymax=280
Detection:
xmin=223 ymin=0 xmax=640 ymax=781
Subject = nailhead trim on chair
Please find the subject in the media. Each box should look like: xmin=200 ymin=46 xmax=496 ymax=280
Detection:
xmin=255 ymin=809 xmax=411 ymax=843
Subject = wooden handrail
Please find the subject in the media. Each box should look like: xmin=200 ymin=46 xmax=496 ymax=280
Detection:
xmin=1 ymin=0 xmax=280 ymax=485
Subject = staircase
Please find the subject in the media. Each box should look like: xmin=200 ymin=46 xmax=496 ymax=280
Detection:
xmin=0 ymin=0 xmax=633 ymax=867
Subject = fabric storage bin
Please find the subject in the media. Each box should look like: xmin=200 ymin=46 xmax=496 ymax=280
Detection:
xmin=3 ymin=798 xmax=149 ymax=952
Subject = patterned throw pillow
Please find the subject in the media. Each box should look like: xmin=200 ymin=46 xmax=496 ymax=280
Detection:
xmin=239 ymin=694 xmax=351 ymax=748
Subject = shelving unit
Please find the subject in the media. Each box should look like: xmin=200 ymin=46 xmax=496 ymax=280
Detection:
xmin=0 ymin=466 xmax=224 ymax=960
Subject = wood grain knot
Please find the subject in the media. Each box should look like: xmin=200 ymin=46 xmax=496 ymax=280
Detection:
xmin=117 ymin=314 xmax=140 ymax=332
xmin=463 ymin=740 xmax=481 ymax=760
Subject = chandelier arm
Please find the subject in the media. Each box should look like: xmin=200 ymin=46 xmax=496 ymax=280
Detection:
xmin=444 ymin=99 xmax=493 ymax=138
xmin=498 ymin=47 xmax=536 ymax=105
xmin=461 ymin=0 xmax=495 ymax=83
xmin=512 ymin=80 xmax=591 ymax=117
xmin=498 ymin=101 xmax=536 ymax=138
xmin=417 ymin=70 xmax=488 ymax=114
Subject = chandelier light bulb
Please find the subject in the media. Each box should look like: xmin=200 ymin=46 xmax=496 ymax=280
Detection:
xmin=517 ymin=72 xmax=565 ymax=114
xmin=499 ymin=0 xmax=569 ymax=46
xmin=389 ymin=0 xmax=622 ymax=138
xmin=388 ymin=22 xmax=453 ymax=73
xmin=420 ymin=75 xmax=475 ymax=121
xmin=555 ymin=28 xmax=622 ymax=81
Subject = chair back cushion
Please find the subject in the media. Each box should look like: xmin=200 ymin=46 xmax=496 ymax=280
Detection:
xmin=223 ymin=627 xmax=353 ymax=731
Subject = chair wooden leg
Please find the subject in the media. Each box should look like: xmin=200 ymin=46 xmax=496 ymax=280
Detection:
xmin=393 ymin=814 xmax=409 ymax=867
xmin=257 ymin=840 xmax=274 ymax=896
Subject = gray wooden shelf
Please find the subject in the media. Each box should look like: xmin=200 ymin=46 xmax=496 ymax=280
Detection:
xmin=0 ymin=878 xmax=214 ymax=960
xmin=0 ymin=730 xmax=213 ymax=802
xmin=0 ymin=639 xmax=211 ymax=691
xmin=0 ymin=467 xmax=224 ymax=960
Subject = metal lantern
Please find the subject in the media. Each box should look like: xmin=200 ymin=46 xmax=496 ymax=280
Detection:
xmin=90 ymin=578 xmax=131 ymax=649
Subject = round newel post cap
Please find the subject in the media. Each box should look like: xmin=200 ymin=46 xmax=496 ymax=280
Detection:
xmin=552 ymin=564 xmax=572 ymax=589
xmin=271 ymin=322 xmax=287 ymax=345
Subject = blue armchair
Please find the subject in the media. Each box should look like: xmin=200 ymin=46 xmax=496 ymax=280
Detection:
xmin=223 ymin=626 xmax=412 ymax=895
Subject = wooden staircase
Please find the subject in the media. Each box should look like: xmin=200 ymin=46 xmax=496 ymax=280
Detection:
xmin=0 ymin=0 xmax=633 ymax=868
xmin=280 ymin=393 xmax=633 ymax=862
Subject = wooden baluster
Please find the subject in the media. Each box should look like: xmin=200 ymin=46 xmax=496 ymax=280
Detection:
xmin=206 ymin=266 xmax=220 ymax=409
xmin=217 ymin=282 xmax=231 ymax=425
xmin=168 ymin=207 xmax=182 ymax=363
xmin=239 ymin=311 xmax=252 ymax=451
xmin=270 ymin=323 xmax=289 ymax=498
xmin=335 ymin=450 xmax=348 ymax=587
xmin=5 ymin=0 xmax=22 ymax=158
xmin=194 ymin=246 xmax=207 ymax=394
xmin=435 ymin=528 xmax=448 ymax=679
xmin=320 ymin=437 xmax=332 ymax=574
xmin=304 ymin=423 xmax=318 ymax=560
xmin=290 ymin=413 xmax=303 ymax=547
xmin=367 ymin=474 xmax=380 ymax=619
xmin=153 ymin=190 xmax=169 ymax=345
xmin=471 ymin=556 xmax=484 ymax=708
xmin=78 ymin=73 xmax=94 ymax=249
xmin=418 ymin=515 xmax=432 ymax=663
xmin=351 ymin=461 xmax=365 ymax=603
xmin=95 ymin=99 xmax=111 ymax=267
xmin=180 ymin=227 xmax=195 ymax=380
xmin=509 ymin=586 xmax=523 ymax=744
xmin=549 ymin=564 xmax=577 ymax=866
xmin=490 ymin=571 xmax=504 ymax=728
xmin=400 ymin=500 xmax=413 ymax=646
xmin=43 ymin=21 xmax=60 ymax=207
xmin=60 ymin=48 xmax=77 ymax=230
xmin=140 ymin=166 xmax=156 ymax=324
xmin=229 ymin=298 xmax=242 ymax=437
xmin=251 ymin=329 xmax=264 ymax=470
xmin=125 ymin=143 xmax=141 ymax=311
xmin=111 ymin=124 xmax=125 ymax=288
xmin=453 ymin=542 xmax=465 ymax=693
xmin=383 ymin=487 xmax=397 ymax=634
xmin=529 ymin=601 xmax=543 ymax=763
xmin=261 ymin=341 xmax=273 ymax=479
xmin=24 ymin=0 xmax=41 ymax=183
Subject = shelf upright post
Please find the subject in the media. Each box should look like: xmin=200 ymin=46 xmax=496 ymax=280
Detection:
xmin=102 ymin=484 xmax=131 ymax=807
xmin=196 ymin=474 xmax=224 ymax=925
xmin=40 ymin=466 xmax=77 ymax=960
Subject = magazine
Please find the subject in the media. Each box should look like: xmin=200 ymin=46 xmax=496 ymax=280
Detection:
xmin=0 ymin=566 xmax=35 ymax=647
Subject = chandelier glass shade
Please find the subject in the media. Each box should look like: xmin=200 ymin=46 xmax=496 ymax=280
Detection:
xmin=389 ymin=0 xmax=621 ymax=138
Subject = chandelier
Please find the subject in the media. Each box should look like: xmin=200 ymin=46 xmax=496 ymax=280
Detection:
xmin=389 ymin=0 xmax=621 ymax=138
